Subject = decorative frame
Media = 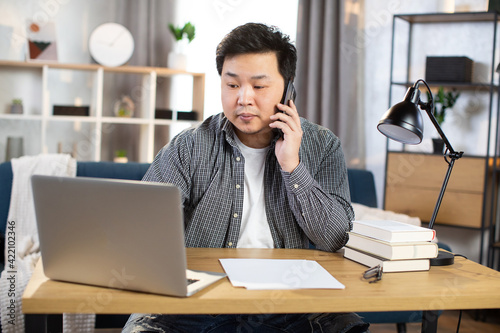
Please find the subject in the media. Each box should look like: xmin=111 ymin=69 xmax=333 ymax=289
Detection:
xmin=26 ymin=21 xmax=58 ymax=61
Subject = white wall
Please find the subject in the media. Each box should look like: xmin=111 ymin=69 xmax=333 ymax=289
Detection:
xmin=0 ymin=0 xmax=122 ymax=63
xmin=164 ymin=0 xmax=299 ymax=137
xmin=363 ymin=0 xmax=492 ymax=263
xmin=0 ymin=0 xmax=124 ymax=160
xmin=0 ymin=0 xmax=298 ymax=158
xmin=173 ymin=0 xmax=299 ymax=119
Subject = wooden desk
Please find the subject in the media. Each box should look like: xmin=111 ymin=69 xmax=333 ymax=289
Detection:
xmin=23 ymin=248 xmax=500 ymax=330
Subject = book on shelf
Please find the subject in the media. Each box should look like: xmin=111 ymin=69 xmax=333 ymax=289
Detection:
xmin=351 ymin=220 xmax=435 ymax=243
xmin=346 ymin=232 xmax=438 ymax=260
xmin=343 ymin=247 xmax=430 ymax=273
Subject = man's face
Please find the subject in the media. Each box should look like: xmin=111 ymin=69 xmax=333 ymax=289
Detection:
xmin=221 ymin=52 xmax=285 ymax=148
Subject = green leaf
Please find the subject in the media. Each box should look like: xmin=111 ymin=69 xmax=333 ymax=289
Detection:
xmin=168 ymin=23 xmax=184 ymax=41
xmin=168 ymin=22 xmax=196 ymax=42
xmin=183 ymin=22 xmax=196 ymax=43
xmin=428 ymin=86 xmax=460 ymax=125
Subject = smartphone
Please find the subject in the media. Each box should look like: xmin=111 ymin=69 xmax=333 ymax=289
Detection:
xmin=280 ymin=80 xmax=297 ymax=106
xmin=276 ymin=80 xmax=296 ymax=137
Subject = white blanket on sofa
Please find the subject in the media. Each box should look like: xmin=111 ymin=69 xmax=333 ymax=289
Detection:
xmin=352 ymin=203 xmax=421 ymax=226
xmin=0 ymin=154 xmax=95 ymax=333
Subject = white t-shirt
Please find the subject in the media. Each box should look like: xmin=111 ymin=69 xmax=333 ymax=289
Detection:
xmin=234 ymin=135 xmax=274 ymax=248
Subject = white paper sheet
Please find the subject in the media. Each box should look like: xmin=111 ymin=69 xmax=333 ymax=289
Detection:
xmin=219 ymin=258 xmax=345 ymax=290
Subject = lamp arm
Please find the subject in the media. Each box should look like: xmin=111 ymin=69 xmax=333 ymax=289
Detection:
xmin=412 ymin=79 xmax=464 ymax=229
xmin=422 ymin=105 xmax=461 ymax=157
xmin=428 ymin=157 xmax=455 ymax=229
xmin=415 ymin=80 xmax=461 ymax=158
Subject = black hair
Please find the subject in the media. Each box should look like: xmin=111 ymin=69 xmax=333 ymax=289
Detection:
xmin=216 ymin=23 xmax=297 ymax=82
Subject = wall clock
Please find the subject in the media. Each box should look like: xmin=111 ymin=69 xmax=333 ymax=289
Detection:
xmin=89 ymin=23 xmax=134 ymax=67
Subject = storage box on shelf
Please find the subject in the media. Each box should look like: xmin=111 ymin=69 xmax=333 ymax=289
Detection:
xmin=0 ymin=60 xmax=205 ymax=163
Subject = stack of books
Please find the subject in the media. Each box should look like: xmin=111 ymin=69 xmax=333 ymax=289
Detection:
xmin=344 ymin=220 xmax=438 ymax=272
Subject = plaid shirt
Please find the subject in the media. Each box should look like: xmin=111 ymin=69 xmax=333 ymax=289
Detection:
xmin=143 ymin=113 xmax=353 ymax=252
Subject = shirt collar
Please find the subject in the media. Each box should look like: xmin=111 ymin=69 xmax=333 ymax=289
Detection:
xmin=220 ymin=115 xmax=238 ymax=147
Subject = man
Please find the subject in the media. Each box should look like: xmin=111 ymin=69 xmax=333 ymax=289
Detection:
xmin=123 ymin=23 xmax=369 ymax=333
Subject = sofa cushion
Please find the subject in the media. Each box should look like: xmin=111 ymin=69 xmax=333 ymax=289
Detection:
xmin=0 ymin=161 xmax=151 ymax=236
xmin=76 ymin=161 xmax=150 ymax=180
xmin=0 ymin=162 xmax=379 ymax=271
xmin=0 ymin=162 xmax=13 ymax=236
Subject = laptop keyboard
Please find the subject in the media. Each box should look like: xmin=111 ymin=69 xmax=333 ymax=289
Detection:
xmin=187 ymin=278 xmax=200 ymax=285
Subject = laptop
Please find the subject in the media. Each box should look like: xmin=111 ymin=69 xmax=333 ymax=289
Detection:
xmin=31 ymin=175 xmax=226 ymax=297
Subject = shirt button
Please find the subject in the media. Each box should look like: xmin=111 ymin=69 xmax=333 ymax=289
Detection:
xmin=236 ymin=157 xmax=241 ymax=161
xmin=233 ymin=213 xmax=238 ymax=218
xmin=228 ymin=242 xmax=233 ymax=247
xmin=294 ymin=184 xmax=299 ymax=189
xmin=236 ymin=184 xmax=241 ymax=189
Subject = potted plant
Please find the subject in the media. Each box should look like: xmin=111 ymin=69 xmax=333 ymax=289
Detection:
xmin=168 ymin=22 xmax=196 ymax=44
xmin=113 ymin=95 xmax=135 ymax=118
xmin=426 ymin=87 xmax=460 ymax=154
xmin=114 ymin=149 xmax=128 ymax=163
xmin=10 ymin=98 xmax=23 ymax=114
xmin=167 ymin=22 xmax=196 ymax=70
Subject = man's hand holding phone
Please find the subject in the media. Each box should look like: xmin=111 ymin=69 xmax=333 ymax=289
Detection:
xmin=270 ymin=99 xmax=303 ymax=173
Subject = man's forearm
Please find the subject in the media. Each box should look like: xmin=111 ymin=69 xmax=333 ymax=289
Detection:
xmin=282 ymin=163 xmax=353 ymax=252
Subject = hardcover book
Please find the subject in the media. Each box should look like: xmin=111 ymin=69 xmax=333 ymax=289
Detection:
xmin=352 ymin=220 xmax=435 ymax=243
xmin=346 ymin=232 xmax=438 ymax=260
xmin=344 ymin=247 xmax=430 ymax=273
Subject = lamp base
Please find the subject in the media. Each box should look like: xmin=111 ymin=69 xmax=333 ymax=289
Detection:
xmin=430 ymin=249 xmax=455 ymax=266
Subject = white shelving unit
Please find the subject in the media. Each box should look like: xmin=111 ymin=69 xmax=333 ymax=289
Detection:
xmin=0 ymin=60 xmax=205 ymax=163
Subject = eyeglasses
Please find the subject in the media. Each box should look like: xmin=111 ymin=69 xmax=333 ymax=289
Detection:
xmin=363 ymin=265 xmax=382 ymax=283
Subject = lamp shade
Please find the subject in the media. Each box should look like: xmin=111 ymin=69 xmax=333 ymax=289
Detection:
xmin=377 ymin=100 xmax=424 ymax=145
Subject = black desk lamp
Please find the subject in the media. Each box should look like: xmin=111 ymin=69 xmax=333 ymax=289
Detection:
xmin=378 ymin=79 xmax=462 ymax=266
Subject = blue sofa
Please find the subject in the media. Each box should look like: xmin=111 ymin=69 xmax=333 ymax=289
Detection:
xmin=0 ymin=161 xmax=412 ymax=330
xmin=0 ymin=161 xmax=377 ymax=271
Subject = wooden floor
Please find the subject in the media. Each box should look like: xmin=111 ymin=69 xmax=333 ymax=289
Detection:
xmin=370 ymin=310 xmax=500 ymax=333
